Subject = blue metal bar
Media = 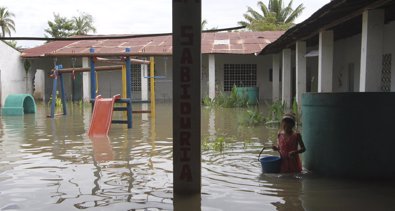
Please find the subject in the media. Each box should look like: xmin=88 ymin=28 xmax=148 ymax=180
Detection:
xmin=112 ymin=120 xmax=129 ymax=124
xmin=131 ymin=100 xmax=151 ymax=103
xmin=113 ymin=107 xmax=128 ymax=111
xmin=90 ymin=48 xmax=96 ymax=101
xmin=115 ymin=98 xmax=132 ymax=103
xmin=59 ymin=73 xmax=67 ymax=115
xmin=50 ymin=66 xmax=58 ymax=118
xmin=143 ymin=76 xmax=166 ymax=79
xmin=125 ymin=48 xmax=133 ymax=128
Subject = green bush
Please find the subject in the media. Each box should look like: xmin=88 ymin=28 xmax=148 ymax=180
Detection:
xmin=202 ymin=85 xmax=248 ymax=108
xmin=240 ymin=108 xmax=266 ymax=126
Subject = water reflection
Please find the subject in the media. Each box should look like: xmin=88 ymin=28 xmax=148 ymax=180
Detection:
xmin=90 ymin=136 xmax=114 ymax=162
xmin=0 ymin=103 xmax=394 ymax=211
xmin=174 ymin=194 xmax=200 ymax=211
xmin=260 ymin=174 xmax=304 ymax=210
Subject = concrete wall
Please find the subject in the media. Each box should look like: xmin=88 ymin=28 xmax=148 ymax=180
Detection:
xmin=319 ymin=20 xmax=394 ymax=93
xmin=0 ymin=41 xmax=30 ymax=106
xmin=333 ymin=34 xmax=362 ymax=92
xmin=203 ymin=54 xmax=273 ymax=101
xmin=154 ymin=56 xmax=173 ymax=102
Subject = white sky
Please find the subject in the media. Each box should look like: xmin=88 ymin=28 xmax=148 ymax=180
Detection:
xmin=1 ymin=0 xmax=330 ymax=48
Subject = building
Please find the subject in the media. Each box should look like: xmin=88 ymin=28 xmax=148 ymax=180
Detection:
xmin=259 ymin=0 xmax=395 ymax=107
xmin=21 ymin=31 xmax=284 ymax=103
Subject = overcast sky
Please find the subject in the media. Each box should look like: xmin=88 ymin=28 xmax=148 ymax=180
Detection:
xmin=1 ymin=0 xmax=330 ymax=47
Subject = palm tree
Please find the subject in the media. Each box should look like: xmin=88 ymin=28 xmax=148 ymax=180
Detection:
xmin=73 ymin=12 xmax=96 ymax=35
xmin=0 ymin=7 xmax=16 ymax=37
xmin=238 ymin=0 xmax=304 ymax=31
xmin=45 ymin=14 xmax=74 ymax=38
xmin=201 ymin=19 xmax=208 ymax=30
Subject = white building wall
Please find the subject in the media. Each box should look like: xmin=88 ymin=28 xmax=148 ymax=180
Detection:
xmin=331 ymin=19 xmax=395 ymax=93
xmin=206 ymin=54 xmax=273 ymax=101
xmin=333 ymin=34 xmax=362 ymax=92
xmin=33 ymin=69 xmax=46 ymax=101
xmin=0 ymin=41 xmax=29 ymax=106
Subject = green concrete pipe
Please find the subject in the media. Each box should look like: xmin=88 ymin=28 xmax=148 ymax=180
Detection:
xmin=2 ymin=94 xmax=37 ymax=116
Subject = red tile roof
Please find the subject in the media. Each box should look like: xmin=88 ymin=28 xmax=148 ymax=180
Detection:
xmin=21 ymin=31 xmax=284 ymax=58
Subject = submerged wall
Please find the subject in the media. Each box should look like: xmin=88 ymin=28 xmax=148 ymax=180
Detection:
xmin=302 ymin=92 xmax=395 ymax=179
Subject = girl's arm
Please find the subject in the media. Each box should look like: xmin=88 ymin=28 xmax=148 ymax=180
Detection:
xmin=296 ymin=133 xmax=306 ymax=154
xmin=289 ymin=133 xmax=306 ymax=157
xmin=272 ymin=133 xmax=281 ymax=151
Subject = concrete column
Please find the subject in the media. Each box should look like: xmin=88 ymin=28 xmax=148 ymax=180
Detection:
xmin=272 ymin=54 xmax=280 ymax=101
xmin=208 ymin=54 xmax=215 ymax=100
xmin=296 ymin=41 xmax=307 ymax=106
xmin=82 ymin=57 xmax=90 ymax=102
xmin=282 ymin=49 xmax=292 ymax=107
xmin=33 ymin=69 xmax=46 ymax=102
xmin=141 ymin=64 xmax=149 ymax=121
xmin=173 ymin=0 xmax=201 ymax=194
xmin=141 ymin=64 xmax=148 ymax=101
xmin=318 ymin=30 xmax=334 ymax=92
xmin=360 ymin=9 xmax=384 ymax=92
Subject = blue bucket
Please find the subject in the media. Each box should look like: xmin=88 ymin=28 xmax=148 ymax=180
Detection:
xmin=259 ymin=156 xmax=281 ymax=173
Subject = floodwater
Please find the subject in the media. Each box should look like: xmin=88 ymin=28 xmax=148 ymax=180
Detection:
xmin=1 ymin=102 xmax=394 ymax=211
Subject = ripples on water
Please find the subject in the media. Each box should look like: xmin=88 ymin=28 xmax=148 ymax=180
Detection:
xmin=0 ymin=103 xmax=395 ymax=211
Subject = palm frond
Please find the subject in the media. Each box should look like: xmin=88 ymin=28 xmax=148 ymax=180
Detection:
xmin=247 ymin=6 xmax=264 ymax=20
xmin=257 ymin=1 xmax=270 ymax=18
xmin=285 ymin=4 xmax=304 ymax=23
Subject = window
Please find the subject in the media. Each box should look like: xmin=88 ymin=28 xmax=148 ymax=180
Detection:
xmin=223 ymin=64 xmax=257 ymax=91
xmin=381 ymin=54 xmax=391 ymax=92
xmin=131 ymin=64 xmax=141 ymax=91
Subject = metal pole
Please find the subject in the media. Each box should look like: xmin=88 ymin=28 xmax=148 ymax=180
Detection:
xmin=50 ymin=66 xmax=58 ymax=118
xmin=90 ymin=48 xmax=96 ymax=101
xmin=59 ymin=73 xmax=67 ymax=115
xmin=125 ymin=48 xmax=133 ymax=128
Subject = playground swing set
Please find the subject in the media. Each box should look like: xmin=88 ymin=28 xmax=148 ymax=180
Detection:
xmin=48 ymin=47 xmax=155 ymax=137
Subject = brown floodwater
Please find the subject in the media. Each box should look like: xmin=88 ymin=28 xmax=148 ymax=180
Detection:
xmin=1 ymin=102 xmax=394 ymax=211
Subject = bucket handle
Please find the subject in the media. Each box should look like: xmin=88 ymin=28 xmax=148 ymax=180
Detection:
xmin=258 ymin=146 xmax=282 ymax=161
xmin=258 ymin=147 xmax=266 ymax=161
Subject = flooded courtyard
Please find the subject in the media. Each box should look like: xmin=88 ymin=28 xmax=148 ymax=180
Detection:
xmin=1 ymin=102 xmax=394 ymax=211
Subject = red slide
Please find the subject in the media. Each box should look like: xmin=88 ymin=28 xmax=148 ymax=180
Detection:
xmin=88 ymin=94 xmax=120 ymax=137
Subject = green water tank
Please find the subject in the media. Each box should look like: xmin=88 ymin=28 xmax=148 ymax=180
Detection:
xmin=302 ymin=92 xmax=395 ymax=179
xmin=236 ymin=87 xmax=259 ymax=105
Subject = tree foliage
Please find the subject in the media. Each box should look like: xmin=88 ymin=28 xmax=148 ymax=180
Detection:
xmin=73 ymin=12 xmax=96 ymax=35
xmin=45 ymin=14 xmax=74 ymax=38
xmin=238 ymin=0 xmax=304 ymax=31
xmin=0 ymin=7 xmax=16 ymax=37
xmin=45 ymin=12 xmax=96 ymax=38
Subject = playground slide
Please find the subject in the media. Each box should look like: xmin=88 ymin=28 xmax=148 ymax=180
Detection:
xmin=88 ymin=94 xmax=120 ymax=137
